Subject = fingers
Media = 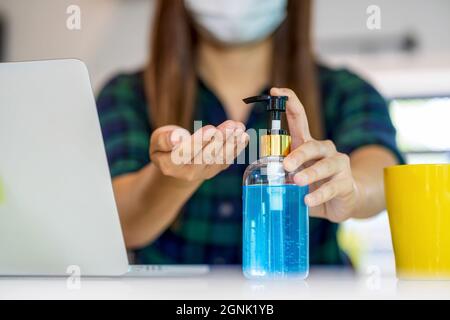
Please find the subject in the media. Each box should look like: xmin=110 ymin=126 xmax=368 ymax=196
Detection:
xmin=222 ymin=128 xmax=249 ymax=165
xmin=294 ymin=153 xmax=350 ymax=186
xmin=305 ymin=177 xmax=355 ymax=208
xmin=217 ymin=120 xmax=245 ymax=132
xmin=235 ymin=131 xmax=250 ymax=159
xmin=193 ymin=126 xmax=232 ymax=165
xmin=152 ymin=120 xmax=248 ymax=182
xmin=270 ymin=87 xmax=312 ymax=148
xmin=284 ymin=140 xmax=336 ymax=172
xmin=194 ymin=120 xmax=245 ymax=165
xmin=150 ymin=125 xmax=190 ymax=154
xmin=174 ymin=125 xmax=217 ymax=165
xmin=211 ymin=120 xmax=246 ymax=165
xmin=207 ymin=127 xmax=247 ymax=166
xmin=203 ymin=129 xmax=249 ymax=178
xmin=202 ymin=129 xmax=224 ymax=165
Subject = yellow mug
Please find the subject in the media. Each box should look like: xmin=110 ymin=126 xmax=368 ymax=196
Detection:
xmin=384 ymin=164 xmax=450 ymax=279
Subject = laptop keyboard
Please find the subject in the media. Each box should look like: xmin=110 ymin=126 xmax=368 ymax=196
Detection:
xmin=125 ymin=265 xmax=210 ymax=277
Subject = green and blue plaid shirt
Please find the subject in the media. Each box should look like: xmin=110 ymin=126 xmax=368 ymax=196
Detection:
xmin=97 ymin=65 xmax=403 ymax=265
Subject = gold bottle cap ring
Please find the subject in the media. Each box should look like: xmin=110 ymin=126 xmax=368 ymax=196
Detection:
xmin=260 ymin=135 xmax=291 ymax=157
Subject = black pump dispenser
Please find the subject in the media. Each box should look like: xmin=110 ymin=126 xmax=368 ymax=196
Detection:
xmin=243 ymin=95 xmax=291 ymax=157
xmin=243 ymin=95 xmax=289 ymax=135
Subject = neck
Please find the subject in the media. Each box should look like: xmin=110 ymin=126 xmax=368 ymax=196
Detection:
xmin=197 ymin=38 xmax=273 ymax=90
xmin=196 ymin=38 xmax=273 ymax=122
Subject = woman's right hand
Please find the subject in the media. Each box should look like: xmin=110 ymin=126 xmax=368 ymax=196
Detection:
xmin=150 ymin=120 xmax=249 ymax=184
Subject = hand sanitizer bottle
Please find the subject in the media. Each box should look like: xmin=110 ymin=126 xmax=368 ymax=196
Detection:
xmin=242 ymin=95 xmax=309 ymax=280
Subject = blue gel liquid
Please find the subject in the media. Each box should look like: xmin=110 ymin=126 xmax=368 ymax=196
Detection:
xmin=242 ymin=184 xmax=309 ymax=279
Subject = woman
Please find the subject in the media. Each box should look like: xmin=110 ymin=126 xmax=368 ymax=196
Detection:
xmin=97 ymin=0 xmax=403 ymax=265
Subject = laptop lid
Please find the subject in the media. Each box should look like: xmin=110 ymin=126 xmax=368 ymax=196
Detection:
xmin=0 ymin=59 xmax=129 ymax=276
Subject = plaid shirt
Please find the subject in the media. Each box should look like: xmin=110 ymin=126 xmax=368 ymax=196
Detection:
xmin=97 ymin=65 xmax=404 ymax=265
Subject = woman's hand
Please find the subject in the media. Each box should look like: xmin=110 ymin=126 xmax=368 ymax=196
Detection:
xmin=150 ymin=120 xmax=249 ymax=184
xmin=271 ymin=88 xmax=360 ymax=223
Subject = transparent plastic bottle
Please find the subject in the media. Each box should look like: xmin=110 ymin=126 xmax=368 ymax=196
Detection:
xmin=242 ymin=96 xmax=309 ymax=280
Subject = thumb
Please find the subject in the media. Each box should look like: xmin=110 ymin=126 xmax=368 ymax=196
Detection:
xmin=270 ymin=88 xmax=312 ymax=149
xmin=150 ymin=125 xmax=190 ymax=154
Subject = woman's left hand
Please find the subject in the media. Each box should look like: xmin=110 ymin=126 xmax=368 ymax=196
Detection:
xmin=271 ymin=88 xmax=360 ymax=223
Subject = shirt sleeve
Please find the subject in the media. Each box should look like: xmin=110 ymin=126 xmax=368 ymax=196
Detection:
xmin=329 ymin=69 xmax=405 ymax=164
xmin=96 ymin=74 xmax=152 ymax=178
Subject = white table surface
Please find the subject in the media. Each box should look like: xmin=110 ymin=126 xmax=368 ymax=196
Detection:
xmin=1 ymin=266 xmax=449 ymax=300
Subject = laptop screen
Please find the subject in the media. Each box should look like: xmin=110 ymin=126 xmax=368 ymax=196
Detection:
xmin=0 ymin=14 xmax=4 ymax=62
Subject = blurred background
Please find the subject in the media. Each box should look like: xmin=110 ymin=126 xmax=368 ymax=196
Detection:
xmin=0 ymin=0 xmax=449 ymax=274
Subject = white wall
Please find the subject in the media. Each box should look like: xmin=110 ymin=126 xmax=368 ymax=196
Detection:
xmin=315 ymin=0 xmax=450 ymax=52
xmin=0 ymin=0 xmax=154 ymax=92
xmin=1 ymin=0 xmax=449 ymax=93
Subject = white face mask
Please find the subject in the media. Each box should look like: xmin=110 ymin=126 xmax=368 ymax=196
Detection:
xmin=184 ymin=0 xmax=288 ymax=46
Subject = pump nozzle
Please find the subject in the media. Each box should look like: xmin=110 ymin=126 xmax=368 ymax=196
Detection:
xmin=243 ymin=95 xmax=287 ymax=112
xmin=243 ymin=95 xmax=288 ymax=134
xmin=243 ymin=95 xmax=291 ymax=157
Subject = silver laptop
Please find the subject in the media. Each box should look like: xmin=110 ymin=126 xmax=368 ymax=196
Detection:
xmin=0 ymin=59 xmax=209 ymax=277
